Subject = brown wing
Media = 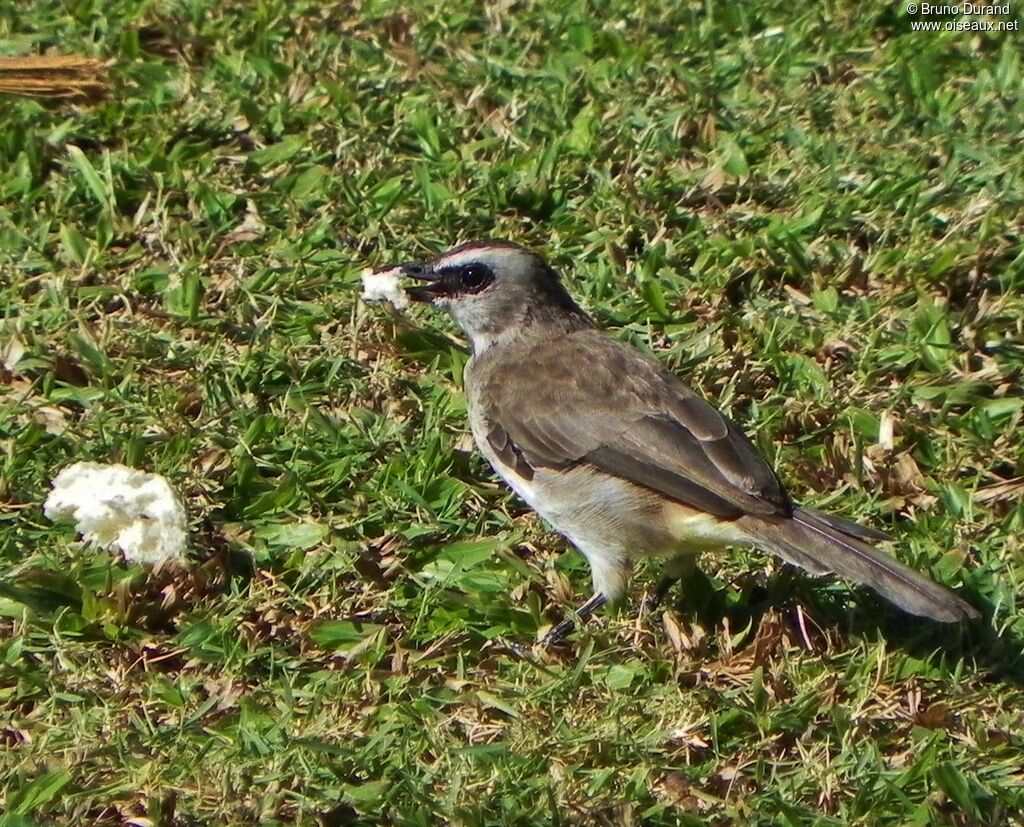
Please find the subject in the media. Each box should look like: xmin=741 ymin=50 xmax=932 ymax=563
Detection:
xmin=476 ymin=329 xmax=791 ymax=519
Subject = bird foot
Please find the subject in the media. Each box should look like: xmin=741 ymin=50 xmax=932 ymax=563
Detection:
xmin=541 ymin=618 xmax=577 ymax=647
xmin=540 ymin=592 xmax=608 ymax=647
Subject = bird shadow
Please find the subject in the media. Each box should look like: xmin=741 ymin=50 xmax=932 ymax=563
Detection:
xmin=664 ymin=565 xmax=1024 ymax=687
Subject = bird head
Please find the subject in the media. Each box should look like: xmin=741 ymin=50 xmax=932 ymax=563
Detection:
xmin=399 ymin=240 xmax=586 ymax=352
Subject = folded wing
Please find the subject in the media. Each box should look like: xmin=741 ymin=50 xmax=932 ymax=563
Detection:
xmin=479 ymin=330 xmax=791 ymax=518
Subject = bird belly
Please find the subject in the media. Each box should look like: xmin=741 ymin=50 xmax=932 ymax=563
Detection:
xmin=473 ymin=429 xmax=686 ymax=558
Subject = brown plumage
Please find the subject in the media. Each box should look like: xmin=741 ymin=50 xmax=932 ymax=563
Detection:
xmin=398 ymin=241 xmax=979 ymax=638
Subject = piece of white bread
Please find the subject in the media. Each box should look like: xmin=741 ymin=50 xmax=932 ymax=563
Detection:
xmin=360 ymin=267 xmax=408 ymax=309
xmin=44 ymin=462 xmax=187 ymax=566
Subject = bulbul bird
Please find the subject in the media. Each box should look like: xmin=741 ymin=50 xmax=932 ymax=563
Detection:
xmin=397 ymin=240 xmax=979 ymax=641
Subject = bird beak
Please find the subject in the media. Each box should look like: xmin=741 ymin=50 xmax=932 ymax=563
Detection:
xmin=400 ymin=262 xmax=443 ymax=303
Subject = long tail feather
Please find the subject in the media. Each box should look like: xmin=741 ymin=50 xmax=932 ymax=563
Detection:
xmin=796 ymin=504 xmax=892 ymax=543
xmin=739 ymin=507 xmax=978 ymax=622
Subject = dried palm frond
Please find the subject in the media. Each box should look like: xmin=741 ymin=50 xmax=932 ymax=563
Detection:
xmin=0 ymin=54 xmax=108 ymax=102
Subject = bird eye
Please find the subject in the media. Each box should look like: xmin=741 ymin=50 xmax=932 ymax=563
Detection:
xmin=460 ymin=265 xmax=492 ymax=292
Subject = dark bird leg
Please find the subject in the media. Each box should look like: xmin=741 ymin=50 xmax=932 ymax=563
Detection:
xmin=543 ymin=592 xmax=608 ymax=646
xmin=643 ymin=553 xmax=698 ymax=615
xmin=643 ymin=575 xmax=679 ymax=615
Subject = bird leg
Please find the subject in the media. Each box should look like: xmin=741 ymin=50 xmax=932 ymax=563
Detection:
xmin=643 ymin=553 xmax=698 ymax=615
xmin=642 ymin=575 xmax=679 ymax=616
xmin=542 ymin=592 xmax=608 ymax=646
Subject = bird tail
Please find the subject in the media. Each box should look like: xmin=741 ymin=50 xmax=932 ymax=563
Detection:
xmin=738 ymin=507 xmax=979 ymax=623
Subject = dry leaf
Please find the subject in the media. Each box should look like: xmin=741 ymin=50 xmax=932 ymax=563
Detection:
xmin=700 ymin=166 xmax=726 ymax=193
xmin=974 ymin=477 xmax=1024 ymax=507
xmin=663 ymin=610 xmax=686 ymax=653
xmin=54 ymin=354 xmax=88 ymax=386
xmin=1 ymin=335 xmax=25 ymax=372
xmin=653 ymin=772 xmax=703 ymax=812
xmin=215 ymin=199 xmax=265 ymax=253
xmin=878 ymin=411 xmax=895 ymax=452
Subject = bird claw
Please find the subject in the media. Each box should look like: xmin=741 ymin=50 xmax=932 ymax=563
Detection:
xmin=641 ymin=592 xmax=663 ymax=618
xmin=541 ymin=618 xmax=577 ymax=647
xmin=540 ymin=592 xmax=608 ymax=647
xmin=490 ymin=636 xmax=535 ymax=660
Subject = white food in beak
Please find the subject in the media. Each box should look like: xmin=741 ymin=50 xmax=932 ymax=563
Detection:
xmin=44 ymin=462 xmax=188 ymax=566
xmin=360 ymin=267 xmax=408 ymax=310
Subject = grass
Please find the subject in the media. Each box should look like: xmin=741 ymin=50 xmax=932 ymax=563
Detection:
xmin=2 ymin=0 xmax=1024 ymax=823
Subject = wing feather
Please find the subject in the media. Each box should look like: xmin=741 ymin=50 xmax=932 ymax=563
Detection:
xmin=471 ymin=329 xmax=791 ymax=519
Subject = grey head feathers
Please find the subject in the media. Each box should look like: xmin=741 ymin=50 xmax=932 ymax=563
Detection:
xmin=401 ymin=241 xmax=588 ymax=353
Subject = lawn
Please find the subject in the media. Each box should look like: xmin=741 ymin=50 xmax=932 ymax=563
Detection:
xmin=2 ymin=1 xmax=1023 ymax=824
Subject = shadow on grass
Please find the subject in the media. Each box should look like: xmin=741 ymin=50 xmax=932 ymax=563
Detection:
xmin=665 ymin=565 xmax=1024 ymax=686
xmin=0 ymin=520 xmax=255 ymax=637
